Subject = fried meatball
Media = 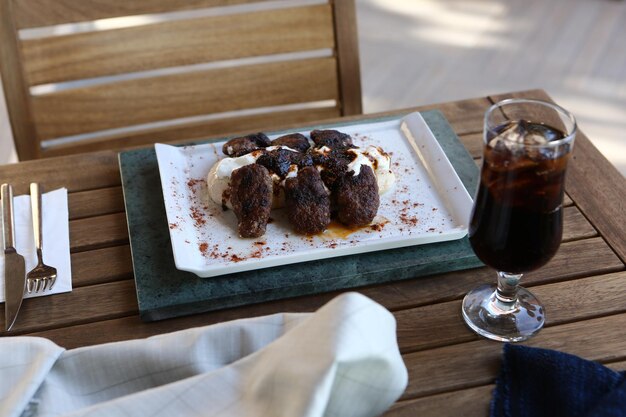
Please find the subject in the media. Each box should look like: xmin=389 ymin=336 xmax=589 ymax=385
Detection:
xmin=311 ymin=148 xmax=353 ymax=191
xmin=310 ymin=129 xmax=354 ymax=149
xmin=335 ymin=165 xmax=379 ymax=227
xmin=229 ymin=164 xmax=273 ymax=238
xmin=222 ymin=133 xmax=271 ymax=157
xmin=284 ymin=167 xmax=331 ymax=235
xmin=271 ymin=133 xmax=311 ymax=153
xmin=256 ymin=148 xmax=313 ymax=178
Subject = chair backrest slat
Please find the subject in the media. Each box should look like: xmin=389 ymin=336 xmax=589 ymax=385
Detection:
xmin=42 ymin=106 xmax=342 ymax=157
xmin=23 ymin=5 xmax=335 ymax=85
xmin=14 ymin=0 xmax=274 ymax=29
xmin=32 ymin=58 xmax=339 ymax=140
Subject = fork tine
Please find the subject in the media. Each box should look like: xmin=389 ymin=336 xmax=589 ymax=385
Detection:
xmin=35 ymin=278 xmax=42 ymax=293
xmin=27 ymin=279 xmax=34 ymax=293
xmin=49 ymin=276 xmax=56 ymax=290
xmin=41 ymin=279 xmax=49 ymax=292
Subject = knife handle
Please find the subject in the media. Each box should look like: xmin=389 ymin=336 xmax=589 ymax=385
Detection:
xmin=30 ymin=183 xmax=42 ymax=251
xmin=1 ymin=184 xmax=15 ymax=250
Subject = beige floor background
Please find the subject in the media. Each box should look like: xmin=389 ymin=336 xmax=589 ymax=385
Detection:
xmin=357 ymin=0 xmax=626 ymax=176
xmin=1 ymin=0 xmax=624 ymax=176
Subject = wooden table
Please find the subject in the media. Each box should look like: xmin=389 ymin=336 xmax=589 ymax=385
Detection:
xmin=1 ymin=89 xmax=625 ymax=416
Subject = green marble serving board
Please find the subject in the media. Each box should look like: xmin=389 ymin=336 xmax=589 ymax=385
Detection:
xmin=119 ymin=110 xmax=482 ymax=322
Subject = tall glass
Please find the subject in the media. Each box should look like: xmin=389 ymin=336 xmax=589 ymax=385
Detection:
xmin=462 ymin=99 xmax=576 ymax=342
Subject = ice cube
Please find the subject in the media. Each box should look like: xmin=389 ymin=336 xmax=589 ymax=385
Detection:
xmin=489 ymin=120 xmax=556 ymax=150
xmin=489 ymin=122 xmax=523 ymax=148
xmin=528 ymin=122 xmax=565 ymax=143
xmin=523 ymin=131 xmax=548 ymax=146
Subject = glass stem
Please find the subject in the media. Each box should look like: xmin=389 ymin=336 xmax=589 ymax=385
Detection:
xmin=495 ymin=271 xmax=523 ymax=308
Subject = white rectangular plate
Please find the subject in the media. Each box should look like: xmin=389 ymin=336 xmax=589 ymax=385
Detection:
xmin=155 ymin=112 xmax=473 ymax=278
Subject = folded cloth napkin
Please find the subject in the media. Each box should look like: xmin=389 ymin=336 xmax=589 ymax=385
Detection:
xmin=491 ymin=344 xmax=626 ymax=417
xmin=0 ymin=292 xmax=408 ymax=417
xmin=0 ymin=187 xmax=72 ymax=302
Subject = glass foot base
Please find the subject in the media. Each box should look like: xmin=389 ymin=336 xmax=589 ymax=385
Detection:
xmin=462 ymin=284 xmax=545 ymax=342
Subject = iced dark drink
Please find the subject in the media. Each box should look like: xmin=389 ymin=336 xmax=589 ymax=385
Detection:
xmin=462 ymin=99 xmax=576 ymax=342
xmin=469 ymin=120 xmax=571 ymax=273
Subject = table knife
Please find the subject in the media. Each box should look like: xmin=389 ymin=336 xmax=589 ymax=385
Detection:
xmin=2 ymin=184 xmax=26 ymax=331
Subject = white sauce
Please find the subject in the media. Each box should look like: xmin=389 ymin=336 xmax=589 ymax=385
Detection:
xmin=346 ymin=146 xmax=395 ymax=194
xmin=207 ymin=146 xmax=298 ymax=209
xmin=214 ymin=151 xmax=261 ymax=178
xmin=285 ymin=165 xmax=299 ymax=179
xmin=346 ymin=149 xmax=374 ymax=176
xmin=364 ymin=146 xmax=396 ymax=195
xmin=313 ymin=146 xmax=332 ymax=156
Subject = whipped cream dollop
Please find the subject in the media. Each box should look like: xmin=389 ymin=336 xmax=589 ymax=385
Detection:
xmin=317 ymin=146 xmax=395 ymax=194
xmin=207 ymin=146 xmax=298 ymax=209
xmin=344 ymin=146 xmax=395 ymax=194
xmin=207 ymin=144 xmax=396 ymax=209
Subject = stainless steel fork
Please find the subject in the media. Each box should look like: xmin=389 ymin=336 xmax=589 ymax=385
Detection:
xmin=26 ymin=183 xmax=57 ymax=292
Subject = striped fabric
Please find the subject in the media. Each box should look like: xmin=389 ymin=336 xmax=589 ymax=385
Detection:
xmin=0 ymin=292 xmax=407 ymax=417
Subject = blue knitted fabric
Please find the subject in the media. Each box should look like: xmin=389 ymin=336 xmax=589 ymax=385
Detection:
xmin=491 ymin=344 xmax=626 ymax=417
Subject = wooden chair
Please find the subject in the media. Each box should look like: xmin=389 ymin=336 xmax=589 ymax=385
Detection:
xmin=0 ymin=0 xmax=362 ymax=160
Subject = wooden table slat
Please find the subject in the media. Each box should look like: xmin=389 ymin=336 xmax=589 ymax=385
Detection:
xmin=562 ymin=206 xmax=597 ymax=241
xmin=395 ymin=271 xmax=626 ymax=353
xmin=0 ymin=280 xmax=138 ymax=335
xmin=69 ymin=212 xmax=128 ymax=252
xmin=366 ymin=236 xmax=621 ymax=312
xmin=563 ymin=193 xmax=574 ymax=207
xmin=387 ymin=355 xmax=626 ymax=417
xmin=68 ymin=186 xmax=125 ymax=220
xmin=0 ymin=151 xmax=121 ymax=194
xmin=401 ymin=312 xmax=626 ymax=400
xmin=608 ymin=360 xmax=626 ymax=371
xmin=458 ymin=132 xmax=484 ymax=159
xmin=387 ymin=385 xmax=493 ymax=417
xmin=71 ymin=245 xmax=133 ymax=287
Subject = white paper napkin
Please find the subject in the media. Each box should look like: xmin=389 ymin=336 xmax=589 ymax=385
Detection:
xmin=0 ymin=188 xmax=72 ymax=302
xmin=0 ymin=292 xmax=408 ymax=417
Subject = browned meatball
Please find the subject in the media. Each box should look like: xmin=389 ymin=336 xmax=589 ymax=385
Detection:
xmin=310 ymin=129 xmax=354 ymax=149
xmin=256 ymin=148 xmax=313 ymax=178
xmin=312 ymin=148 xmax=354 ymax=191
xmin=284 ymin=167 xmax=331 ymax=235
xmin=335 ymin=165 xmax=379 ymax=227
xmin=229 ymin=164 xmax=273 ymax=238
xmin=271 ymin=133 xmax=311 ymax=153
xmin=222 ymin=133 xmax=271 ymax=157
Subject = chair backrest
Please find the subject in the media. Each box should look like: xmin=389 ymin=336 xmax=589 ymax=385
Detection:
xmin=0 ymin=0 xmax=362 ymax=160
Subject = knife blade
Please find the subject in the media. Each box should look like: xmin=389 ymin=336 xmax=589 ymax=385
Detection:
xmin=2 ymin=184 xmax=26 ymax=331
